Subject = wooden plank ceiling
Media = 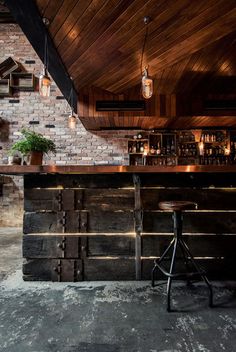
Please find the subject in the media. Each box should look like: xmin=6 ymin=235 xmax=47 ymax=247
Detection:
xmin=30 ymin=1 xmax=236 ymax=128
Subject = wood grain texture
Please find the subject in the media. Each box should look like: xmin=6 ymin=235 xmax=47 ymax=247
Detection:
xmin=12 ymin=0 xmax=236 ymax=130
xmin=34 ymin=0 xmax=236 ymax=94
xmin=21 ymin=171 xmax=236 ymax=281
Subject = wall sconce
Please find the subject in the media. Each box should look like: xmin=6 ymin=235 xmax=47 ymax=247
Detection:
xmin=141 ymin=16 xmax=153 ymax=99
xmin=39 ymin=18 xmax=51 ymax=97
xmin=68 ymin=79 xmax=77 ymax=129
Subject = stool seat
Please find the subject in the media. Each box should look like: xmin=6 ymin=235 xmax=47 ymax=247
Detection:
xmin=159 ymin=201 xmax=197 ymax=211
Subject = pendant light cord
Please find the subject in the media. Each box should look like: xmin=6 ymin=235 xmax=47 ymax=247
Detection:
xmin=140 ymin=22 xmax=149 ymax=76
xmin=44 ymin=32 xmax=48 ymax=70
xmin=67 ymin=80 xmax=74 ymax=113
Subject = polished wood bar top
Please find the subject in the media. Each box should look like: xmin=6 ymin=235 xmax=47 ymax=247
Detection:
xmin=1 ymin=165 xmax=236 ymax=175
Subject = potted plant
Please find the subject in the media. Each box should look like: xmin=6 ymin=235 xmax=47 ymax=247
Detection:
xmin=10 ymin=128 xmax=56 ymax=165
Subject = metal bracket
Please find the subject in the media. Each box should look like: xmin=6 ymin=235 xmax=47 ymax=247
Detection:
xmin=53 ymin=259 xmax=82 ymax=282
xmin=57 ymin=235 xmax=66 ymax=258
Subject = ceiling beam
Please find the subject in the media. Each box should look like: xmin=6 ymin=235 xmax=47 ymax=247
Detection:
xmin=5 ymin=0 xmax=77 ymax=112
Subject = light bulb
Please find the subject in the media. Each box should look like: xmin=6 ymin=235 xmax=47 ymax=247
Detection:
xmin=142 ymin=67 xmax=153 ymax=99
xmin=68 ymin=112 xmax=76 ymax=129
xmin=39 ymin=67 xmax=51 ymax=97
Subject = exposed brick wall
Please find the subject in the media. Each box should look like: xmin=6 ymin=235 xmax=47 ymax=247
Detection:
xmin=0 ymin=24 xmax=133 ymax=226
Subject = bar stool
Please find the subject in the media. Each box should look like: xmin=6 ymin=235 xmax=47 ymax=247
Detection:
xmin=151 ymin=201 xmax=213 ymax=312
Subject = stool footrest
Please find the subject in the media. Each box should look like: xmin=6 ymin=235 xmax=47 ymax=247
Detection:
xmin=154 ymin=261 xmax=205 ymax=279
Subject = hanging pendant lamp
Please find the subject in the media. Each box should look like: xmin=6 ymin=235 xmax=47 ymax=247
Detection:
xmin=141 ymin=16 xmax=153 ymax=99
xmin=68 ymin=79 xmax=77 ymax=129
xmin=39 ymin=18 xmax=51 ymax=97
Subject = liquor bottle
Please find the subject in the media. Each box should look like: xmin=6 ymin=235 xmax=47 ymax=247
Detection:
xmin=166 ymin=140 xmax=170 ymax=155
xmin=143 ymin=142 xmax=148 ymax=154
xmin=140 ymin=142 xmax=144 ymax=153
xmin=150 ymin=146 xmax=155 ymax=154
xmin=171 ymin=139 xmax=175 ymax=154
xmin=156 ymin=142 xmax=161 ymax=155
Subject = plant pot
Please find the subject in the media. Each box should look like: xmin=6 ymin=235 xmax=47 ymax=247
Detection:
xmin=29 ymin=151 xmax=43 ymax=165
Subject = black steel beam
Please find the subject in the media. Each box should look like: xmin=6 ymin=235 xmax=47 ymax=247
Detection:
xmin=5 ymin=0 xmax=77 ymax=112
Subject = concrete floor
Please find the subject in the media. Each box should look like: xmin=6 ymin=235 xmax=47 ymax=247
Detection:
xmin=1 ymin=229 xmax=236 ymax=352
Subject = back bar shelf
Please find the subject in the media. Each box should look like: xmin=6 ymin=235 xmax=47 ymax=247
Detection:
xmin=128 ymin=129 xmax=233 ymax=166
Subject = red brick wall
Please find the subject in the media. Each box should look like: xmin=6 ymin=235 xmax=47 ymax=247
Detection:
xmin=0 ymin=24 xmax=132 ymax=226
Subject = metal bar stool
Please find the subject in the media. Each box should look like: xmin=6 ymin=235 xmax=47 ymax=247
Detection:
xmin=151 ymin=201 xmax=213 ymax=312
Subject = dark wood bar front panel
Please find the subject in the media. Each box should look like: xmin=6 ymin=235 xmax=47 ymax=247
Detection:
xmin=21 ymin=170 xmax=236 ymax=281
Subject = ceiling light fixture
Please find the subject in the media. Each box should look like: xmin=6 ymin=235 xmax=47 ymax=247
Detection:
xmin=39 ymin=17 xmax=51 ymax=97
xmin=141 ymin=16 xmax=153 ymax=99
xmin=68 ymin=78 xmax=77 ymax=129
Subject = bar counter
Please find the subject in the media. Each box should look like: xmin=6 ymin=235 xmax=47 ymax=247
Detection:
xmin=1 ymin=164 xmax=236 ymax=174
xmin=2 ymin=165 xmax=236 ymax=282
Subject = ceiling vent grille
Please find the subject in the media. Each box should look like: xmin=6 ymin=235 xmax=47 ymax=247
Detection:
xmin=96 ymin=100 xmax=146 ymax=111
xmin=204 ymin=100 xmax=236 ymax=110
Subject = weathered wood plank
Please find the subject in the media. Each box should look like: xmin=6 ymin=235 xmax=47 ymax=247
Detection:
xmin=88 ymin=210 xmax=134 ymax=233
xmin=24 ymin=174 xmax=133 ymax=189
xmin=138 ymin=173 xmax=236 ymax=188
xmin=24 ymin=188 xmax=134 ymax=211
xmin=24 ymin=210 xmax=236 ymax=234
xmin=143 ymin=211 xmax=236 ymax=234
xmin=23 ymin=212 xmax=62 ymax=234
xmin=23 ymin=235 xmax=79 ymax=258
xmin=24 ymin=189 xmax=60 ymax=211
xmin=83 ymin=258 xmax=135 ymax=280
xmin=141 ymin=188 xmax=236 ymax=210
xmin=87 ymin=236 xmax=135 ymax=257
xmin=81 ymin=189 xmax=134 ymax=210
xmin=142 ymin=234 xmax=236 ymax=257
xmin=24 ymin=211 xmax=134 ymax=233
xmin=23 ymin=257 xmax=236 ymax=281
xmin=23 ymin=259 xmax=82 ymax=281
xmin=142 ymin=258 xmax=236 ymax=280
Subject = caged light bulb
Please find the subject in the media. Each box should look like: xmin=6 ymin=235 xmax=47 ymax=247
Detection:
xmin=142 ymin=67 xmax=153 ymax=99
xmin=39 ymin=67 xmax=51 ymax=97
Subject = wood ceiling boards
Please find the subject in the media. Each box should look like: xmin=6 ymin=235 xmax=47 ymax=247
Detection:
xmin=6 ymin=0 xmax=236 ymax=129
xmin=35 ymin=0 xmax=236 ymax=92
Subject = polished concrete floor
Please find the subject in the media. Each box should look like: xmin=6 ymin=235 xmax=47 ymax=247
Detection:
xmin=1 ymin=228 xmax=236 ymax=352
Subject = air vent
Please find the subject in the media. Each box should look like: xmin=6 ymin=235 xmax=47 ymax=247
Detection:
xmin=204 ymin=100 xmax=236 ymax=110
xmin=96 ymin=100 xmax=146 ymax=111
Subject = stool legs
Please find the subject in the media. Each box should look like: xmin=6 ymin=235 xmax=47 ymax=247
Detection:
xmin=180 ymin=238 xmax=213 ymax=307
xmin=166 ymin=238 xmax=178 ymax=311
xmin=151 ymin=238 xmax=174 ymax=287
xmin=152 ymin=210 xmax=213 ymax=311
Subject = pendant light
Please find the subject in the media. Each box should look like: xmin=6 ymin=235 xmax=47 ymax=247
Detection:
xmin=68 ymin=79 xmax=77 ymax=129
xmin=39 ymin=18 xmax=51 ymax=97
xmin=141 ymin=16 xmax=153 ymax=99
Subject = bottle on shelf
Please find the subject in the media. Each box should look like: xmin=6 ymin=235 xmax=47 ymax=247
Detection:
xmin=143 ymin=142 xmax=148 ymax=154
xmin=150 ymin=145 xmax=155 ymax=155
xmin=171 ymin=139 xmax=175 ymax=154
xmin=136 ymin=141 xmax=140 ymax=153
xmin=140 ymin=142 xmax=144 ymax=153
xmin=132 ymin=143 xmax=136 ymax=153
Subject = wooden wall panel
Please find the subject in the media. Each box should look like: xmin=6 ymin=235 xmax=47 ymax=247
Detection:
xmin=22 ymin=172 xmax=236 ymax=281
